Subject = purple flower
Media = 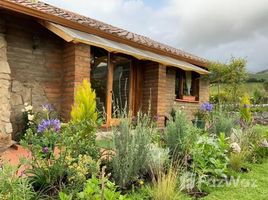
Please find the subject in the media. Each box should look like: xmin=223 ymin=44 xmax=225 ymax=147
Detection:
xmin=200 ymin=102 xmax=213 ymax=112
xmin=42 ymin=147 xmax=49 ymax=154
xmin=37 ymin=119 xmax=61 ymax=133
xmin=42 ymin=104 xmax=54 ymax=111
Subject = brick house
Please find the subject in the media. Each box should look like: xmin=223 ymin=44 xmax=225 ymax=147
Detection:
xmin=0 ymin=0 xmax=209 ymax=146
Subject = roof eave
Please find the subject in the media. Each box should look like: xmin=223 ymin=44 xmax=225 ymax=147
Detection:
xmin=0 ymin=0 xmax=208 ymax=68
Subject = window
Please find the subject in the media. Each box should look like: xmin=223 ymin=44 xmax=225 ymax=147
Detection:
xmin=91 ymin=47 xmax=108 ymax=116
xmin=90 ymin=47 xmax=132 ymax=123
xmin=175 ymin=69 xmax=200 ymax=101
xmin=112 ymin=56 xmax=131 ymax=118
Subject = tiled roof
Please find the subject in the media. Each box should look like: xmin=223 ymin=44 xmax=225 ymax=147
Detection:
xmin=4 ymin=0 xmax=208 ymax=66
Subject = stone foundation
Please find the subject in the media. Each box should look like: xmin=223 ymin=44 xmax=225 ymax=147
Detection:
xmin=0 ymin=18 xmax=12 ymax=149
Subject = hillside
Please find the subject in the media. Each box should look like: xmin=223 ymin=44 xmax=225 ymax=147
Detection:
xmin=248 ymin=69 xmax=268 ymax=82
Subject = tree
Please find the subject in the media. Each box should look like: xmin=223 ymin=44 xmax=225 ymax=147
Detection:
xmin=208 ymin=57 xmax=248 ymax=106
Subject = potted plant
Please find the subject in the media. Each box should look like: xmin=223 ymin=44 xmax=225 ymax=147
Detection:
xmin=192 ymin=102 xmax=213 ymax=129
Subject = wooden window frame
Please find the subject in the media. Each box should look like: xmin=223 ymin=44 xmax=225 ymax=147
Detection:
xmin=105 ymin=53 xmax=135 ymax=127
xmin=175 ymin=69 xmax=200 ymax=103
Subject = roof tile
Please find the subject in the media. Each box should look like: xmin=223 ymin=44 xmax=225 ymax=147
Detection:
xmin=5 ymin=0 xmax=208 ymax=65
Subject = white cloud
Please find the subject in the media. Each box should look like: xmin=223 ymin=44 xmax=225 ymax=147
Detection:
xmin=44 ymin=0 xmax=268 ymax=72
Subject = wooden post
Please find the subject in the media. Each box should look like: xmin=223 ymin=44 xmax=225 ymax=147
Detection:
xmin=106 ymin=52 xmax=113 ymax=126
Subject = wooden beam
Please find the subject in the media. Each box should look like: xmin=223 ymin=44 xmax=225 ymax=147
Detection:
xmin=106 ymin=52 xmax=113 ymax=127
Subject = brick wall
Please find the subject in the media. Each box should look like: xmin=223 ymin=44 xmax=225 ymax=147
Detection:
xmin=61 ymin=43 xmax=90 ymax=120
xmin=165 ymin=68 xmax=210 ymax=121
xmin=141 ymin=62 xmax=167 ymax=127
xmin=141 ymin=64 xmax=210 ymax=126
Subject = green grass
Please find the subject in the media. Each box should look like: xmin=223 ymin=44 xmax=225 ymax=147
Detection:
xmin=201 ymin=159 xmax=268 ymax=200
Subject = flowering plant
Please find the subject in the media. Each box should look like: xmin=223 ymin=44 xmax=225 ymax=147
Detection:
xmin=194 ymin=102 xmax=213 ymax=120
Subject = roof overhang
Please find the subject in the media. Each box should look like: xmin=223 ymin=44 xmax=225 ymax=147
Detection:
xmin=0 ymin=0 xmax=208 ymax=68
xmin=41 ymin=21 xmax=209 ymax=75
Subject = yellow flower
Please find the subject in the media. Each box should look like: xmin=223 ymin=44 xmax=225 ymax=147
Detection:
xmin=139 ymin=180 xmax=144 ymax=185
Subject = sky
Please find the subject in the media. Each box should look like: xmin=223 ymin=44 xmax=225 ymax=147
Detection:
xmin=43 ymin=0 xmax=268 ymax=72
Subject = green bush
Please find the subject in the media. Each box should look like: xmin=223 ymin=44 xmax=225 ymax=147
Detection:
xmin=62 ymin=120 xmax=99 ymax=160
xmin=0 ymin=163 xmax=35 ymax=200
xmin=59 ymin=176 xmax=129 ymax=200
xmin=209 ymin=111 xmax=237 ymax=136
xmin=111 ymin=114 xmax=153 ymax=188
xmin=165 ymin=111 xmax=199 ymax=160
xmin=191 ymin=133 xmax=229 ymax=190
xmin=239 ymin=125 xmax=268 ymax=163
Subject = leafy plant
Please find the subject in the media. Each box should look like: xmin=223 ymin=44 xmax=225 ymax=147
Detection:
xmin=0 ymin=163 xmax=35 ymax=200
xmin=60 ymin=176 xmax=129 ymax=200
xmin=62 ymin=120 xmax=99 ymax=160
xmin=111 ymin=114 xmax=153 ymax=188
xmin=191 ymin=133 xmax=229 ymax=186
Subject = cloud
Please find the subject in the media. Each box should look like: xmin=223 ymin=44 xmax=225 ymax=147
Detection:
xmin=44 ymin=0 xmax=268 ymax=72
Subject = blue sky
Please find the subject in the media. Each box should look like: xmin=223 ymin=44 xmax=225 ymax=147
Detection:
xmin=44 ymin=0 xmax=268 ymax=72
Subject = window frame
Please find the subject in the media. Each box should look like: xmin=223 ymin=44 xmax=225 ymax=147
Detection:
xmin=175 ymin=69 xmax=200 ymax=102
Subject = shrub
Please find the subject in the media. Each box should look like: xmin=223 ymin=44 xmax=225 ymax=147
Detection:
xmin=60 ymin=176 xmax=129 ymax=200
xmin=111 ymin=114 xmax=153 ymax=188
xmin=209 ymin=110 xmax=237 ymax=136
xmin=62 ymin=120 xmax=99 ymax=160
xmin=0 ymin=163 xmax=35 ymax=200
xmin=165 ymin=111 xmax=198 ymax=160
xmin=239 ymin=125 xmax=268 ymax=163
xmin=191 ymin=133 xmax=229 ymax=181
xmin=228 ymin=152 xmax=247 ymax=172
xmin=71 ymin=79 xmax=98 ymax=123
xmin=147 ymin=144 xmax=169 ymax=178
xmin=239 ymin=94 xmax=252 ymax=124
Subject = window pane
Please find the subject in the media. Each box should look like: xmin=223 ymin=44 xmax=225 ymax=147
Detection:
xmin=112 ymin=56 xmax=131 ymax=118
xmin=91 ymin=48 xmax=108 ymax=118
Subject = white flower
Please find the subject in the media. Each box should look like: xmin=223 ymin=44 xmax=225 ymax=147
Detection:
xmin=25 ymin=105 xmax=33 ymax=111
xmin=230 ymin=142 xmax=241 ymax=153
xmin=260 ymin=139 xmax=268 ymax=148
xmin=21 ymin=108 xmax=25 ymax=112
xmin=28 ymin=114 xmax=34 ymax=121
xmin=24 ymin=102 xmax=29 ymax=106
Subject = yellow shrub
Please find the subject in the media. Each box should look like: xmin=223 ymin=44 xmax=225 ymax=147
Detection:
xmin=71 ymin=79 xmax=97 ymax=123
xmin=239 ymin=93 xmax=252 ymax=124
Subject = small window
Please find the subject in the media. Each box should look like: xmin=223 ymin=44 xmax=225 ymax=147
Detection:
xmin=175 ymin=69 xmax=200 ymax=101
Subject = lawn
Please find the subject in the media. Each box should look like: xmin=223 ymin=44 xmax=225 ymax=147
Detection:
xmin=201 ymin=159 xmax=268 ymax=200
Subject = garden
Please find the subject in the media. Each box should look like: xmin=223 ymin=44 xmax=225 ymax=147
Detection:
xmin=0 ymin=59 xmax=268 ymax=200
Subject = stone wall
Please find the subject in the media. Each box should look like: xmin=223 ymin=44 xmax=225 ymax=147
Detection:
xmin=4 ymin=12 xmax=64 ymax=138
xmin=0 ymin=18 xmax=13 ymax=148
